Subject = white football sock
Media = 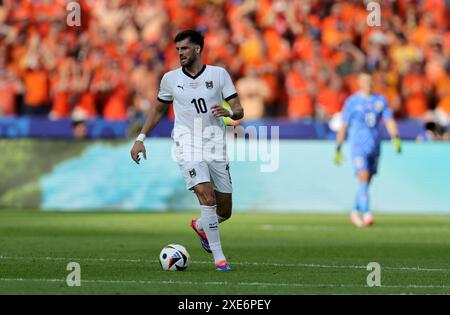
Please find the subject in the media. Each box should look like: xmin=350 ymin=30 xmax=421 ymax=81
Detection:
xmin=197 ymin=214 xmax=228 ymax=232
xmin=196 ymin=218 xmax=204 ymax=231
xmin=200 ymin=205 xmax=226 ymax=264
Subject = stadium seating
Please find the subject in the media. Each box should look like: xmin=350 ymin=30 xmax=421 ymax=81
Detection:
xmin=0 ymin=0 xmax=448 ymax=129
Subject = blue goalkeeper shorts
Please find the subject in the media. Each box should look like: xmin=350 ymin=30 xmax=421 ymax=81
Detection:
xmin=351 ymin=149 xmax=379 ymax=175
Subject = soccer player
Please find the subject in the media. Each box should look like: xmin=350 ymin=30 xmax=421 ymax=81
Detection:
xmin=334 ymin=70 xmax=401 ymax=227
xmin=130 ymin=30 xmax=244 ymax=270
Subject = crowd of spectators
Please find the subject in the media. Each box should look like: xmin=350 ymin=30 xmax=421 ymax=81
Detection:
xmin=0 ymin=0 xmax=449 ymax=127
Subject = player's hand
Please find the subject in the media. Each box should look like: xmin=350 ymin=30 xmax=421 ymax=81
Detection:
xmin=130 ymin=141 xmax=147 ymax=164
xmin=211 ymin=104 xmax=231 ymax=118
xmin=392 ymin=136 xmax=402 ymax=154
xmin=334 ymin=150 xmax=344 ymax=166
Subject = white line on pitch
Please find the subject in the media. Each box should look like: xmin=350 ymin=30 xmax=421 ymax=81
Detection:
xmin=0 ymin=255 xmax=449 ymax=273
xmin=1 ymin=278 xmax=450 ymax=289
xmin=257 ymin=224 xmax=450 ymax=233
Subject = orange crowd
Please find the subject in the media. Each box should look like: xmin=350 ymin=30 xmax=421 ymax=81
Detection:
xmin=0 ymin=0 xmax=449 ymax=124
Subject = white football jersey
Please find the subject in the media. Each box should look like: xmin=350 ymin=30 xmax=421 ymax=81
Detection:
xmin=157 ymin=65 xmax=237 ymax=145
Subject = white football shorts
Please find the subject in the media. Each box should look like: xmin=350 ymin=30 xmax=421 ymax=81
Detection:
xmin=174 ymin=141 xmax=232 ymax=193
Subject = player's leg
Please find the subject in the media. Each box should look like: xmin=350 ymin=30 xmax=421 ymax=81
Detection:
xmin=175 ymin=157 xmax=213 ymax=254
xmin=192 ymin=182 xmax=216 ymax=244
xmin=356 ymin=170 xmax=370 ymax=215
xmin=207 ymin=161 xmax=233 ymax=222
xmin=192 ymin=182 xmax=229 ymax=269
xmin=215 ymin=191 xmax=232 ymax=223
xmin=362 ymin=155 xmax=379 ymax=226
xmin=350 ymin=155 xmax=369 ymax=227
xmin=194 ymin=190 xmax=231 ymax=255
xmin=202 ymin=160 xmax=233 ymax=270
xmin=196 ymin=191 xmax=232 ymax=228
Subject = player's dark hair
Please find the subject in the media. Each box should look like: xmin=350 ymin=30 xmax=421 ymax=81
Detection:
xmin=174 ymin=30 xmax=204 ymax=52
xmin=425 ymin=121 xmax=447 ymax=136
xmin=360 ymin=67 xmax=374 ymax=76
xmin=72 ymin=120 xmax=86 ymax=127
xmin=425 ymin=121 xmax=437 ymax=132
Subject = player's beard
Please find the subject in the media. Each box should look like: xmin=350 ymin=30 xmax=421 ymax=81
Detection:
xmin=181 ymin=55 xmax=195 ymax=68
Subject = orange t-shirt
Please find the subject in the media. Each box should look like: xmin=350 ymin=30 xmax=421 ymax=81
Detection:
xmin=0 ymin=81 xmax=17 ymax=115
xmin=422 ymin=0 xmax=447 ymax=29
xmin=75 ymin=92 xmax=96 ymax=118
xmin=239 ymin=33 xmax=264 ymax=65
xmin=52 ymin=92 xmax=70 ymax=118
xmin=411 ymin=25 xmax=434 ymax=48
xmin=103 ymin=83 xmax=128 ymax=121
xmin=9 ymin=0 xmax=32 ymax=21
xmin=50 ymin=77 xmax=71 ymax=118
xmin=293 ymin=36 xmax=314 ymax=61
xmin=321 ymin=16 xmax=352 ymax=48
xmin=438 ymin=94 xmax=450 ymax=115
xmin=263 ymin=28 xmax=291 ymax=65
xmin=23 ymin=70 xmax=50 ymax=106
xmin=317 ymin=88 xmax=346 ymax=116
xmin=286 ymin=70 xmax=314 ymax=118
xmin=343 ymin=75 xmax=360 ymax=94
xmin=402 ymin=74 xmax=429 ymax=117
xmin=165 ymin=0 xmax=197 ymax=29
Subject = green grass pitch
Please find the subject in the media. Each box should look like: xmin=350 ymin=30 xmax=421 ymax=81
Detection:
xmin=0 ymin=210 xmax=449 ymax=294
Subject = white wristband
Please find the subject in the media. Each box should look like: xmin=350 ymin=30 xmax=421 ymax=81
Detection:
xmin=136 ymin=133 xmax=146 ymax=142
xmin=227 ymin=108 xmax=234 ymax=118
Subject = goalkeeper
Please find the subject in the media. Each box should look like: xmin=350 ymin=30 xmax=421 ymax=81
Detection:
xmin=334 ymin=69 xmax=401 ymax=227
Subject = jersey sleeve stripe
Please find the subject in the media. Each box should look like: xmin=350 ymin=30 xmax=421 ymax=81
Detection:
xmin=224 ymin=93 xmax=238 ymax=102
xmin=157 ymin=97 xmax=173 ymax=104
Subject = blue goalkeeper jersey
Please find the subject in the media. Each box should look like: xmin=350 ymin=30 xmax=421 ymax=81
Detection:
xmin=342 ymin=91 xmax=393 ymax=155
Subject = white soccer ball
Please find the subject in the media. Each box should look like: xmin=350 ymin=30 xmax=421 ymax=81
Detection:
xmin=159 ymin=244 xmax=190 ymax=271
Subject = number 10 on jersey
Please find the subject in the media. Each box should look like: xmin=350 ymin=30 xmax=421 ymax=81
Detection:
xmin=191 ymin=98 xmax=208 ymax=114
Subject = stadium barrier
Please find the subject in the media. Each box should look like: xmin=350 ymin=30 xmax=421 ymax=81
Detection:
xmin=0 ymin=117 xmax=428 ymax=139
xmin=0 ymin=138 xmax=448 ymax=213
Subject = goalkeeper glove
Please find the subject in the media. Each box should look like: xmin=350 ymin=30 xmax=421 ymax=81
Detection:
xmin=392 ymin=136 xmax=402 ymax=154
xmin=334 ymin=145 xmax=344 ymax=166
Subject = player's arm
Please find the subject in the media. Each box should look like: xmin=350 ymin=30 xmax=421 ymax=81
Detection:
xmin=336 ymin=122 xmax=348 ymax=149
xmin=211 ymin=68 xmax=244 ymax=120
xmin=130 ymin=99 xmax=170 ymax=164
xmin=211 ymin=95 xmax=244 ymax=120
xmin=227 ymin=96 xmax=244 ymax=120
xmin=334 ymin=97 xmax=352 ymax=166
xmin=386 ymin=118 xmax=401 ymax=153
xmin=334 ymin=122 xmax=348 ymax=165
